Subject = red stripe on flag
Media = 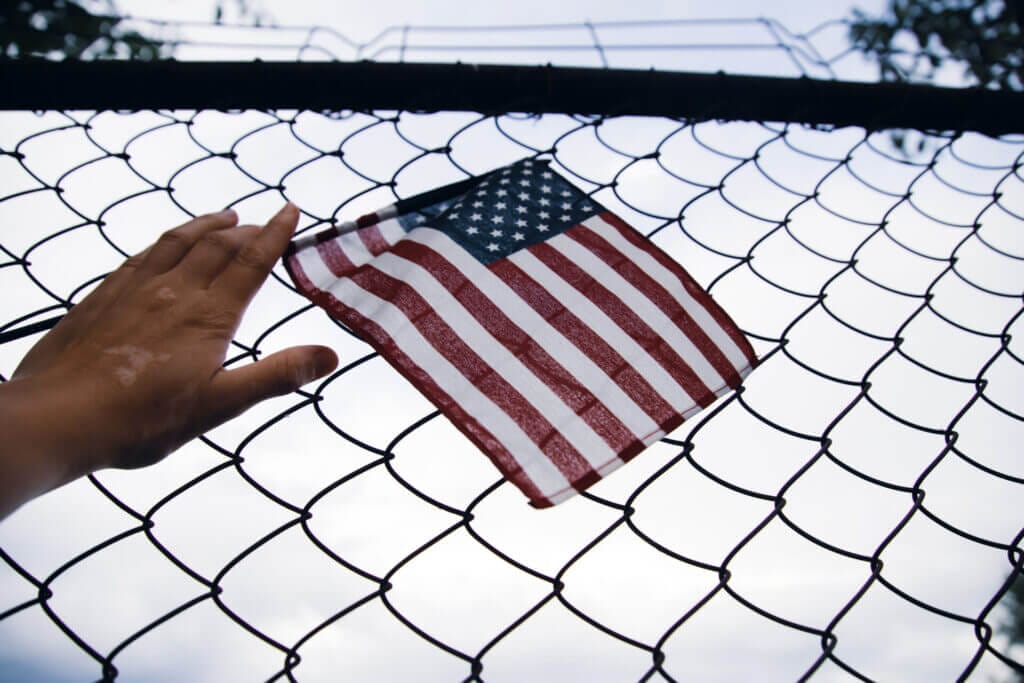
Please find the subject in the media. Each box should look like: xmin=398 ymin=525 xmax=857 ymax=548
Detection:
xmin=600 ymin=212 xmax=758 ymax=371
xmin=391 ymin=239 xmax=644 ymax=456
xmin=316 ymin=239 xmax=355 ymax=278
xmin=346 ymin=264 xmax=600 ymax=489
xmin=358 ymin=224 xmax=391 ymax=256
xmin=566 ymin=220 xmax=742 ymax=386
xmin=284 ymin=253 xmax=320 ymax=296
xmin=284 ymin=253 xmax=554 ymax=506
xmin=529 ymin=241 xmax=718 ymax=408
xmin=355 ymin=211 xmax=382 ymax=228
xmin=488 ymin=258 xmax=680 ymax=431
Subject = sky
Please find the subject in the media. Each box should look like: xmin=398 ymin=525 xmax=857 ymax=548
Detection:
xmin=119 ymin=0 xmax=888 ymax=38
xmin=109 ymin=0 xmax=893 ymax=78
xmin=1 ymin=1 xmax=1023 ymax=683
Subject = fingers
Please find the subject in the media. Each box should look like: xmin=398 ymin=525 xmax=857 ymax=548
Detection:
xmin=135 ymin=209 xmax=239 ymax=277
xmin=177 ymin=224 xmax=262 ymax=287
xmin=208 ymin=345 xmax=338 ymax=422
xmin=213 ymin=203 xmax=300 ymax=305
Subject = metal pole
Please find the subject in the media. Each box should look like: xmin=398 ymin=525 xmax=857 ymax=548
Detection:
xmin=0 ymin=60 xmax=1020 ymax=135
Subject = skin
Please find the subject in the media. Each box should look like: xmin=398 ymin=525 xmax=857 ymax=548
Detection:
xmin=0 ymin=203 xmax=339 ymax=520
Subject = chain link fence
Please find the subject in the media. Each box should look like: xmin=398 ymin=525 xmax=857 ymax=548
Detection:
xmin=1 ymin=13 xmax=1023 ymax=683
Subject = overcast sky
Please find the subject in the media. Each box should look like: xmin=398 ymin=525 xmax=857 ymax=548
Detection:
xmin=1 ymin=2 xmax=1023 ymax=683
xmin=118 ymin=0 xmax=888 ymax=38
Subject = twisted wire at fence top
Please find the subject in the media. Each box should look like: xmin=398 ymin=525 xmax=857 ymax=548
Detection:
xmin=19 ymin=13 xmax=874 ymax=80
xmin=0 ymin=103 xmax=1023 ymax=682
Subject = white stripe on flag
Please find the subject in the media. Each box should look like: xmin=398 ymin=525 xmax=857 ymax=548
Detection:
xmin=376 ymin=216 xmax=406 ymax=245
xmin=325 ymin=218 xmax=405 ymax=270
xmin=326 ymin=275 xmax=573 ymax=498
xmin=335 ymin=230 xmax=373 ymax=267
xmin=369 ymin=249 xmax=619 ymax=470
xmin=549 ymin=231 xmax=728 ymax=390
xmin=294 ymin=245 xmax=337 ymax=292
xmin=406 ymin=228 xmax=661 ymax=440
xmin=508 ymin=247 xmax=698 ymax=414
xmin=584 ymin=215 xmax=751 ymax=372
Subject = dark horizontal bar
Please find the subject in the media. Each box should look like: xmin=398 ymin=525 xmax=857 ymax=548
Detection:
xmin=1 ymin=59 xmax=1021 ymax=135
xmin=0 ymin=314 xmax=64 ymax=344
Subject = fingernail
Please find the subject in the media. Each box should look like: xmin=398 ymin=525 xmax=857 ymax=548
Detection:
xmin=312 ymin=347 xmax=337 ymax=377
xmin=306 ymin=347 xmax=337 ymax=382
xmin=296 ymin=347 xmax=338 ymax=386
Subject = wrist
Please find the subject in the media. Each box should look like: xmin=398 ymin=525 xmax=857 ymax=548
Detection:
xmin=0 ymin=374 xmax=100 ymax=517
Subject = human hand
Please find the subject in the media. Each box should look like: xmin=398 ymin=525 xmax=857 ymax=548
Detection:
xmin=0 ymin=203 xmax=338 ymax=516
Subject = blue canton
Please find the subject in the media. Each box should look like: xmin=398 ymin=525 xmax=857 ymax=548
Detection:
xmin=396 ymin=159 xmax=602 ymax=266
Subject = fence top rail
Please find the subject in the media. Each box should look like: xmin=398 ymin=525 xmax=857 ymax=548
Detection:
xmin=1 ymin=59 xmax=1021 ymax=135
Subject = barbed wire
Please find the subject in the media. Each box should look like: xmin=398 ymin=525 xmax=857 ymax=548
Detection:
xmin=12 ymin=12 xmax=879 ymax=79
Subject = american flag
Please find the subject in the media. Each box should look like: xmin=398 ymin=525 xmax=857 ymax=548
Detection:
xmin=284 ymin=158 xmax=757 ymax=507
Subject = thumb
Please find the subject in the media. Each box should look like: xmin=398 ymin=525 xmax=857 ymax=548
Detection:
xmin=211 ymin=345 xmax=338 ymax=419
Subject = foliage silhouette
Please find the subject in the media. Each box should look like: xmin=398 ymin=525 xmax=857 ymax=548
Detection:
xmin=1003 ymin=568 xmax=1024 ymax=681
xmin=1 ymin=0 xmax=164 ymax=59
xmin=0 ymin=0 xmax=261 ymax=60
xmin=849 ymin=0 xmax=1023 ymax=89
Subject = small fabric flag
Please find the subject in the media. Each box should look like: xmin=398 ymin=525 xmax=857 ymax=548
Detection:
xmin=284 ymin=157 xmax=757 ymax=507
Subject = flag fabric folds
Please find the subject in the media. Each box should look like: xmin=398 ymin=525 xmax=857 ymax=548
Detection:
xmin=284 ymin=158 xmax=757 ymax=507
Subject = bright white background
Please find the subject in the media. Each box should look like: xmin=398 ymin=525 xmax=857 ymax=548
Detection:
xmin=1 ymin=2 xmax=1023 ymax=682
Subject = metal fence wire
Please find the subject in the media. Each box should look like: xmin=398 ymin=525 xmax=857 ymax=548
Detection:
xmin=1 ymin=15 xmax=1024 ymax=683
